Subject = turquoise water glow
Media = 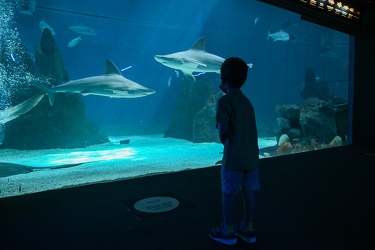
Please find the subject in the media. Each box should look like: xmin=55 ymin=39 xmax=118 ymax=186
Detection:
xmin=0 ymin=135 xmax=276 ymax=198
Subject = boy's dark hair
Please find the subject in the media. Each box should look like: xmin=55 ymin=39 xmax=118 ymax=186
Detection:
xmin=220 ymin=57 xmax=248 ymax=88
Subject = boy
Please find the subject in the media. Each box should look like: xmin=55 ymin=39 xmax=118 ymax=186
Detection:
xmin=209 ymin=57 xmax=260 ymax=245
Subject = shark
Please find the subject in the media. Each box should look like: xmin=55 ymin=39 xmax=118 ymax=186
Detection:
xmin=0 ymin=92 xmax=45 ymax=124
xmin=32 ymin=60 xmax=156 ymax=105
xmin=65 ymin=25 xmax=98 ymax=36
xmin=0 ymin=162 xmax=85 ymax=177
xmin=154 ymin=36 xmax=253 ymax=81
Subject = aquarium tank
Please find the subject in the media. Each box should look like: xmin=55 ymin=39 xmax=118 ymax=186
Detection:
xmin=0 ymin=0 xmax=352 ymax=198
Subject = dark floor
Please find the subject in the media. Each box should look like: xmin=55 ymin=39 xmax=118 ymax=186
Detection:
xmin=1 ymin=145 xmax=374 ymax=250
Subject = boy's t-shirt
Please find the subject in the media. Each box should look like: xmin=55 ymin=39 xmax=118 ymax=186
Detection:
xmin=216 ymin=88 xmax=259 ymax=170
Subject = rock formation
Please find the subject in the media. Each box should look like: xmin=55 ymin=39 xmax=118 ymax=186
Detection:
xmin=0 ymin=40 xmax=37 ymax=105
xmin=0 ymin=29 xmax=108 ymax=149
xmin=275 ymin=99 xmax=348 ymax=148
xmin=164 ymin=77 xmax=220 ymax=143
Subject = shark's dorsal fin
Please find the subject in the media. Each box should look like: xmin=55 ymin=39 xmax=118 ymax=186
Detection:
xmin=105 ymin=59 xmax=122 ymax=75
xmin=190 ymin=36 xmax=206 ymax=51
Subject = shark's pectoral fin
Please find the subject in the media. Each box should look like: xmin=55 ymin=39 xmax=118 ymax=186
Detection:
xmin=196 ymin=62 xmax=207 ymax=67
xmin=186 ymin=59 xmax=207 ymax=68
xmin=182 ymin=71 xmax=196 ymax=81
xmin=47 ymin=93 xmax=55 ymax=105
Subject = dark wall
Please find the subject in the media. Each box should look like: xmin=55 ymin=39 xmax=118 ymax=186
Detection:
xmin=353 ymin=28 xmax=375 ymax=146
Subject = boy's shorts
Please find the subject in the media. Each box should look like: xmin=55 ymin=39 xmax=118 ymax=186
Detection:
xmin=221 ymin=166 xmax=260 ymax=195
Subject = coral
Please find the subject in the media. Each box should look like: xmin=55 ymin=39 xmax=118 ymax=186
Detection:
xmin=329 ymin=136 xmax=342 ymax=147
xmin=311 ymin=138 xmax=318 ymax=149
xmin=276 ymin=141 xmax=293 ymax=155
xmin=274 ymin=95 xmax=348 ymax=153
xmin=292 ymin=138 xmax=302 ymax=153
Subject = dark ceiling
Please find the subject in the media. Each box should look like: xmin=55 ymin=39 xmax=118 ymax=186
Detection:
xmin=258 ymin=0 xmax=375 ymax=36
xmin=358 ymin=0 xmax=375 ymax=8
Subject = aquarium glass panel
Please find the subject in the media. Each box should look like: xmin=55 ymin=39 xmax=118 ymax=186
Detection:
xmin=0 ymin=0 xmax=351 ymax=198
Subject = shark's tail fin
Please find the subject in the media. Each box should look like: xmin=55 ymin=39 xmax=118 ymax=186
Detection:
xmin=31 ymin=80 xmax=55 ymax=105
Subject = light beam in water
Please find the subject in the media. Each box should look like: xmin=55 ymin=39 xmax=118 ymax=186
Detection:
xmin=47 ymin=148 xmax=136 ymax=165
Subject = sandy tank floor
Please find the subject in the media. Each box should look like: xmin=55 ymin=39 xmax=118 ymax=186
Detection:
xmin=0 ymin=134 xmax=276 ymax=198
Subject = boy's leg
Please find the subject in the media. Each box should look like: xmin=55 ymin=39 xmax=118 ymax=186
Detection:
xmin=209 ymin=192 xmax=237 ymax=245
xmin=208 ymin=166 xmax=240 ymax=245
xmin=221 ymin=166 xmax=242 ymax=233
xmin=241 ymin=168 xmax=260 ymax=230
xmin=242 ymin=190 xmax=255 ymax=231
xmin=222 ymin=192 xmax=235 ymax=233
xmin=234 ymin=168 xmax=259 ymax=243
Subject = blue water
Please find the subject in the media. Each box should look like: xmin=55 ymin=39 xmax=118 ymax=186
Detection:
xmin=10 ymin=0 xmax=350 ymax=134
xmin=0 ymin=0 xmax=351 ymax=197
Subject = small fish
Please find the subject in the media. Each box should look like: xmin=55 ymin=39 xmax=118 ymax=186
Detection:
xmin=10 ymin=53 xmax=20 ymax=62
xmin=66 ymin=25 xmax=97 ymax=35
xmin=39 ymin=19 xmax=55 ymax=35
xmin=168 ymin=76 xmax=171 ymax=87
xmin=267 ymin=30 xmax=290 ymax=42
xmin=263 ymin=152 xmax=271 ymax=158
xmin=254 ymin=17 xmax=260 ymax=25
xmin=175 ymin=70 xmax=179 ymax=77
xmin=68 ymin=36 xmax=82 ymax=48
xmin=121 ymin=66 xmax=132 ymax=71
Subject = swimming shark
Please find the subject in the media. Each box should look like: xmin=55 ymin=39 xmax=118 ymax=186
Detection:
xmin=65 ymin=25 xmax=97 ymax=35
xmin=32 ymin=60 xmax=156 ymax=105
xmin=0 ymin=162 xmax=84 ymax=177
xmin=154 ymin=36 xmax=253 ymax=81
xmin=0 ymin=92 xmax=45 ymax=124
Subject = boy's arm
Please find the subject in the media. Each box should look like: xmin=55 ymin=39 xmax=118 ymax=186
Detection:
xmin=217 ymin=122 xmax=229 ymax=144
